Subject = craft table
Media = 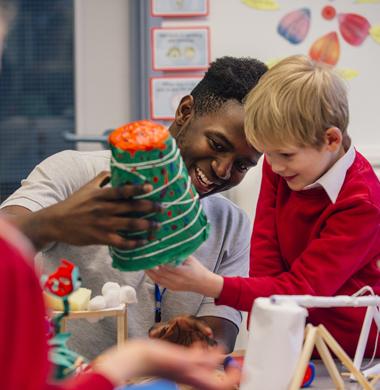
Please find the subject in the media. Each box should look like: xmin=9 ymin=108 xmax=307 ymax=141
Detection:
xmin=311 ymin=360 xmax=380 ymax=389
xmin=233 ymin=349 xmax=380 ymax=389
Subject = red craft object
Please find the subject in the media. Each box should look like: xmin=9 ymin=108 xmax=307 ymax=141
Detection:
xmin=309 ymin=31 xmax=340 ymax=66
xmin=322 ymin=5 xmax=336 ymax=21
xmin=109 ymin=120 xmax=169 ymax=152
xmin=338 ymin=13 xmax=370 ymax=46
xmin=43 ymin=259 xmax=78 ymax=297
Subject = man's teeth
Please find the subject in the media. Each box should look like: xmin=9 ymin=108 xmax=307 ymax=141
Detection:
xmin=196 ymin=167 xmax=214 ymax=186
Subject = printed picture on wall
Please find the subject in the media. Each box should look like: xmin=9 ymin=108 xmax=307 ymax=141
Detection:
xmin=151 ymin=0 xmax=209 ymax=17
xmin=150 ymin=76 xmax=202 ymax=120
xmin=151 ymin=27 xmax=210 ymax=71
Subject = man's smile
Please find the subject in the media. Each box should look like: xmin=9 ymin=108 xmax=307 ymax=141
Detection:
xmin=190 ymin=166 xmax=218 ymax=194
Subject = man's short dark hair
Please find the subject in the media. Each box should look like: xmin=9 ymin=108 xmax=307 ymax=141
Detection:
xmin=191 ymin=56 xmax=267 ymax=115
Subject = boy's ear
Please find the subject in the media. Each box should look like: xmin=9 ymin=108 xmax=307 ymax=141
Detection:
xmin=324 ymin=127 xmax=343 ymax=152
xmin=174 ymin=95 xmax=194 ymax=126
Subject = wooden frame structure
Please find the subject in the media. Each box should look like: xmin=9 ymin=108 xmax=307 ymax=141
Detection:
xmin=54 ymin=304 xmax=128 ymax=348
xmin=289 ymin=323 xmax=377 ymax=390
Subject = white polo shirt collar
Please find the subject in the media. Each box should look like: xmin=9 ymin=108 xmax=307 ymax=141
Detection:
xmin=303 ymin=145 xmax=355 ymax=203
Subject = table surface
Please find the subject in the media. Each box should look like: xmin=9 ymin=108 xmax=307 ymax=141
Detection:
xmin=311 ymin=361 xmax=379 ymax=389
xmin=231 ymin=351 xmax=379 ymax=389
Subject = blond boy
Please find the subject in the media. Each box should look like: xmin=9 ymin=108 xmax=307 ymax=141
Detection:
xmin=147 ymin=55 xmax=380 ymax=357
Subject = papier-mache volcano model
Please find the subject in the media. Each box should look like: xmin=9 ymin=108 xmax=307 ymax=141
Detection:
xmin=108 ymin=120 xmax=210 ymax=271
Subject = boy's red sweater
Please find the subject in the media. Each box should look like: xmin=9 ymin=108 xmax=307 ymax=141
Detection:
xmin=217 ymin=151 xmax=380 ymax=357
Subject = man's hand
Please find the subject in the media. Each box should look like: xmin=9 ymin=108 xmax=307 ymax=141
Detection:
xmin=5 ymin=171 xmax=162 ymax=250
xmin=146 ymin=256 xmax=224 ymax=298
xmin=149 ymin=315 xmax=216 ymax=347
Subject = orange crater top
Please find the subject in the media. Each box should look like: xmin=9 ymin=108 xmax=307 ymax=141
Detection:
xmin=109 ymin=120 xmax=169 ymax=152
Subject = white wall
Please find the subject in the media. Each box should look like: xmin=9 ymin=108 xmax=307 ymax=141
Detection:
xmin=74 ymin=0 xmax=132 ymax=150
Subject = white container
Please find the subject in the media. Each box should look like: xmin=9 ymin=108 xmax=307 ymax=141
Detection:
xmin=240 ymin=298 xmax=307 ymax=390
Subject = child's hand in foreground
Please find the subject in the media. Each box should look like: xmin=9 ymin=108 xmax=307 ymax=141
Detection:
xmin=92 ymin=339 xmax=240 ymax=389
xmin=145 ymin=255 xmax=224 ymax=298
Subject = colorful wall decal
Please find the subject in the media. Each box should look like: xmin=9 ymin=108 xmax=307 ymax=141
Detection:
xmin=370 ymin=25 xmax=380 ymax=43
xmin=277 ymin=8 xmax=311 ymax=44
xmin=241 ymin=0 xmax=280 ymax=11
xmin=151 ymin=0 xmax=209 ymax=17
xmin=309 ymin=31 xmax=340 ymax=65
xmin=338 ymin=13 xmax=371 ymax=46
xmin=273 ymin=2 xmax=379 ymax=68
xmin=321 ymin=5 xmax=336 ymax=20
xmin=265 ymin=57 xmax=282 ymax=69
xmin=337 ymin=68 xmax=360 ymax=80
xmin=354 ymin=0 xmax=380 ymax=4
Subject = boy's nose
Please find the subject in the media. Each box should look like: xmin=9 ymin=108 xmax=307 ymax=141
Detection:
xmin=267 ymin=157 xmax=286 ymax=174
xmin=271 ymin=163 xmax=285 ymax=174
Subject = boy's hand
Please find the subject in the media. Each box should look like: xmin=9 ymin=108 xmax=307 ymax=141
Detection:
xmin=146 ymin=256 xmax=224 ymax=298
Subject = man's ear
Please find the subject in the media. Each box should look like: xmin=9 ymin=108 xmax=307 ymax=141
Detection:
xmin=175 ymin=95 xmax=194 ymax=126
xmin=325 ymin=127 xmax=343 ymax=152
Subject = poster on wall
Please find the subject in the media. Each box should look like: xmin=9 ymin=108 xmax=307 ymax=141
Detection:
xmin=151 ymin=27 xmax=210 ymax=71
xmin=151 ymin=0 xmax=209 ymax=17
xmin=150 ymin=76 xmax=202 ymax=120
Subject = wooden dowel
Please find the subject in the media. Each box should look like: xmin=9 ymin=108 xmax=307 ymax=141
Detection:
xmin=117 ymin=312 xmax=125 ymax=348
xmin=371 ymin=373 xmax=380 ymax=387
xmin=124 ymin=305 xmax=128 ymax=340
xmin=318 ymin=325 xmax=372 ymax=390
xmin=288 ymin=324 xmax=317 ymax=390
xmin=315 ymin=332 xmax=344 ymax=389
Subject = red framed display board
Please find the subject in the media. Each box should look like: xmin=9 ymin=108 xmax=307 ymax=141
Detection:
xmin=150 ymin=75 xmax=202 ymax=120
xmin=151 ymin=0 xmax=209 ymax=18
xmin=151 ymin=27 xmax=210 ymax=71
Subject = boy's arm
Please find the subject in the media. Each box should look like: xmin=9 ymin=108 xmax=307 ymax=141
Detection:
xmin=249 ymin=157 xmax=286 ymax=277
xmin=219 ymin=198 xmax=380 ymax=311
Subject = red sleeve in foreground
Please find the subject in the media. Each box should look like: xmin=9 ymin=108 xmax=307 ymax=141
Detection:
xmin=49 ymin=372 xmax=114 ymax=390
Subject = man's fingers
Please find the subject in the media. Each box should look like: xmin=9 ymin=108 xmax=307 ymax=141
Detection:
xmin=115 ymin=199 xmax=162 ymax=215
xmin=93 ymin=198 xmax=162 ymax=216
xmin=105 ymin=216 xmax=160 ymax=232
xmin=106 ymin=233 xmax=148 ymax=250
xmin=101 ymin=183 xmax=154 ymax=201
xmin=87 ymin=170 xmax=112 ymax=188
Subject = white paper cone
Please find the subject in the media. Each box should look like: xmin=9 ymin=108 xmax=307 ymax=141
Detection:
xmin=240 ymin=298 xmax=307 ymax=390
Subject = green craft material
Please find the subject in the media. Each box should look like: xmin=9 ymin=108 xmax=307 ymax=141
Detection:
xmin=48 ymin=332 xmax=86 ymax=380
xmin=109 ymin=126 xmax=210 ymax=271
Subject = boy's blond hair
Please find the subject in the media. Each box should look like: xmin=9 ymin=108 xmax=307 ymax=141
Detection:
xmin=244 ymin=55 xmax=349 ymax=151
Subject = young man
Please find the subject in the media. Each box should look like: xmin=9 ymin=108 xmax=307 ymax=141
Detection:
xmin=0 ymin=4 xmax=238 ymax=388
xmin=147 ymin=55 xmax=380 ymax=357
xmin=1 ymin=56 xmax=267 ymax=359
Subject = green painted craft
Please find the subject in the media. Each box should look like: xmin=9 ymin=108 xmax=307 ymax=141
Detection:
xmin=109 ymin=121 xmax=209 ymax=271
